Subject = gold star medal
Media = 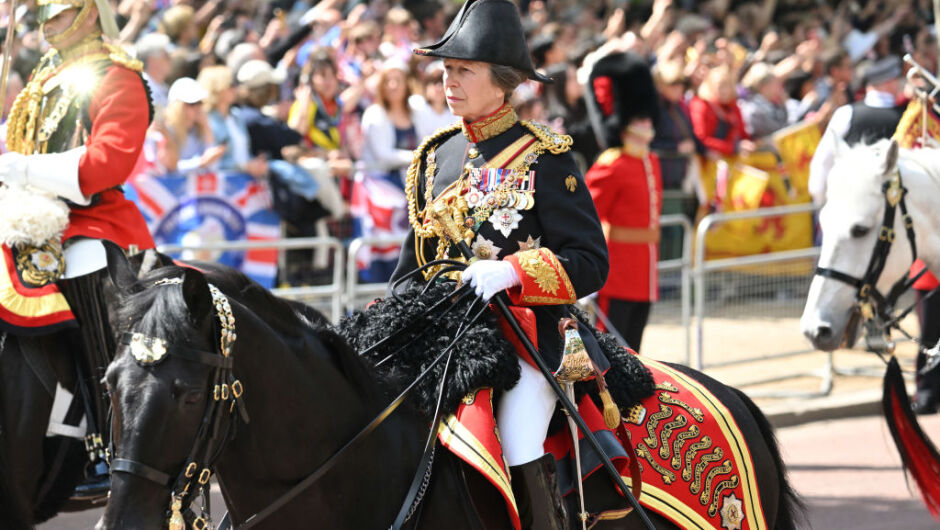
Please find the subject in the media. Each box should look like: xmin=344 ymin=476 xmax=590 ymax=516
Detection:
xmin=517 ymin=235 xmax=541 ymax=251
xmin=471 ymin=235 xmax=501 ymax=260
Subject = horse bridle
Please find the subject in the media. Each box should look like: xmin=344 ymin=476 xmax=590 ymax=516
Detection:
xmin=109 ymin=265 xmax=486 ymax=530
xmin=110 ymin=278 xmax=249 ymax=530
xmin=813 ymin=169 xmax=925 ymax=349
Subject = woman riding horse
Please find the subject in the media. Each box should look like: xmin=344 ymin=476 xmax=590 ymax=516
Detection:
xmin=0 ymin=0 xmax=154 ymax=498
xmin=392 ymin=1 xmax=612 ymax=527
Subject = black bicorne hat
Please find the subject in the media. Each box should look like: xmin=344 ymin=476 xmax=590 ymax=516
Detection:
xmin=585 ymin=52 xmax=660 ymax=149
xmin=414 ymin=0 xmax=552 ymax=84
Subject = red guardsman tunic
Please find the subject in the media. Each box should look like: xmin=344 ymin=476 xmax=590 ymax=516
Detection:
xmin=585 ymin=147 xmax=663 ymax=302
xmin=66 ymin=64 xmax=154 ymax=249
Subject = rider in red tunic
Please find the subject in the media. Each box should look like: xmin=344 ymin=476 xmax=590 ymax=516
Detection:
xmin=0 ymin=0 xmax=154 ymax=495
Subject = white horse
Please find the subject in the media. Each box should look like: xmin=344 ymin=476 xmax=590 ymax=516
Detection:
xmin=801 ymin=138 xmax=940 ymax=351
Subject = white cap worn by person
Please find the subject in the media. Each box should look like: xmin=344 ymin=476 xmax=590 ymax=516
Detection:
xmin=236 ymin=59 xmax=287 ymax=89
xmin=167 ymin=77 xmax=208 ymax=104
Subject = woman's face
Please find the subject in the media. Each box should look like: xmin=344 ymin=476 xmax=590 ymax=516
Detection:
xmin=443 ymin=58 xmax=505 ymax=121
xmin=312 ymin=66 xmax=339 ymax=101
xmin=424 ymin=73 xmax=445 ymax=107
xmin=184 ymin=101 xmax=203 ymax=125
xmin=382 ymin=68 xmax=408 ymax=106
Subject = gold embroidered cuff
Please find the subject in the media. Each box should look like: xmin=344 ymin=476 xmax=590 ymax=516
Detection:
xmin=504 ymin=248 xmax=576 ymax=305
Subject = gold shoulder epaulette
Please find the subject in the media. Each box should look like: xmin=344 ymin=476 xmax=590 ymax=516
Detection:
xmin=521 ymin=120 xmax=573 ymax=155
xmin=104 ymin=43 xmax=143 ymax=73
xmin=595 ymin=147 xmax=622 ymax=166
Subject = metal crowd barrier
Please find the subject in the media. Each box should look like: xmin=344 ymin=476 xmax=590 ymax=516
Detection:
xmin=692 ymin=203 xmax=831 ymax=397
xmin=158 ymin=237 xmax=346 ymax=322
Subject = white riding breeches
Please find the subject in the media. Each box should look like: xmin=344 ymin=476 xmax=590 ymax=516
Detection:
xmin=497 ymin=357 xmax=558 ymax=466
xmin=63 ymin=239 xmax=107 ymax=279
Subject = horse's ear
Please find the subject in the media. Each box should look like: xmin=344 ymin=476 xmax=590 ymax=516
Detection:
xmin=180 ymin=267 xmax=213 ymax=322
xmin=104 ymin=241 xmax=142 ymax=294
xmin=883 ymin=139 xmax=900 ymax=176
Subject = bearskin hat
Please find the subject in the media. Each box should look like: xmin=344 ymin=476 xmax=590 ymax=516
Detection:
xmin=585 ymin=52 xmax=659 ymax=149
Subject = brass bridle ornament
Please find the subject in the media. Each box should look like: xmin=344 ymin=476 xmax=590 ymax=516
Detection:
xmin=110 ymin=278 xmax=248 ymax=530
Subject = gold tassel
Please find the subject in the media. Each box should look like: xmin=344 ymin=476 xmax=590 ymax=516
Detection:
xmin=168 ymin=496 xmax=185 ymax=530
xmin=599 ymin=389 xmax=620 ymax=430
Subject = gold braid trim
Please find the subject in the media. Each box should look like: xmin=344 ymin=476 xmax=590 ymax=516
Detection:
xmin=405 ymin=122 xmax=462 ymax=237
xmin=104 ymin=43 xmax=144 ymax=72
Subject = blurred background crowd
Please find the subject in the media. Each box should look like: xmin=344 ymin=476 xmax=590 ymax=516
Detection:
xmin=0 ymin=0 xmax=932 ymax=288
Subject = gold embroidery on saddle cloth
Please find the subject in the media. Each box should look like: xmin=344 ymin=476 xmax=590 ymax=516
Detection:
xmin=636 ymin=443 xmax=676 ymax=484
xmin=658 ymin=415 xmax=688 ymax=459
xmin=642 ymin=404 xmax=672 ymax=448
xmin=671 ymin=425 xmax=701 ymax=470
xmin=682 ymin=437 xmax=713 ymax=481
xmin=709 ymin=475 xmax=741 ymax=517
xmin=700 ymin=460 xmax=734 ymax=505
xmin=690 ymin=447 xmax=724 ymax=494
xmin=659 ymin=391 xmax=705 ymax=421
xmin=14 ymin=242 xmax=65 ymax=287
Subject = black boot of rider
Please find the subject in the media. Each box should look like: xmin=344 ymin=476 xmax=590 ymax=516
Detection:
xmin=509 ymin=454 xmax=568 ymax=530
xmin=913 ymin=349 xmax=940 ymax=415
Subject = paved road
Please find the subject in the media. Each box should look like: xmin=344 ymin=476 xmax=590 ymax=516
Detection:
xmin=39 ymin=414 xmax=940 ymax=529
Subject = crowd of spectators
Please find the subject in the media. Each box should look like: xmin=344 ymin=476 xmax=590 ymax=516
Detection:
xmin=0 ymin=0 xmax=935 ymax=285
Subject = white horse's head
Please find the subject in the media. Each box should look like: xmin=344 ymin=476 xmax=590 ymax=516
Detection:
xmin=801 ymin=138 xmax=914 ymax=351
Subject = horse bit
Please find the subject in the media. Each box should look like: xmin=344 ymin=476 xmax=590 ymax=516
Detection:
xmin=110 ymin=277 xmax=248 ymax=530
xmin=813 ymin=167 xmax=922 ymax=353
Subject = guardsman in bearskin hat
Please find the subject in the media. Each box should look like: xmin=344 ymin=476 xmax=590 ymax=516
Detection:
xmin=0 ymin=0 xmax=155 ymax=495
xmin=584 ymin=52 xmax=663 ymax=352
xmin=393 ymin=0 xmax=610 ymax=527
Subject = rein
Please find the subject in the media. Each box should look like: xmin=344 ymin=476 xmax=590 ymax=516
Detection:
xmin=814 ymin=168 xmax=923 ymax=351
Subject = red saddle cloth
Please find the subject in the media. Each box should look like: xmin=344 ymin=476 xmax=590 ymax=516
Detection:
xmin=439 ymin=355 xmax=768 ymax=530
xmin=0 ymin=244 xmax=75 ymax=335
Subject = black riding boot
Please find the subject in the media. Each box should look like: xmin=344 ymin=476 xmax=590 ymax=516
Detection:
xmin=58 ymin=268 xmax=116 ymax=500
xmin=913 ymin=348 xmax=940 ymax=414
xmin=509 ymin=454 xmax=568 ymax=530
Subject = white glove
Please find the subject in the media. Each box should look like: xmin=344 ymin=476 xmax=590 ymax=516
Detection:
xmin=0 ymin=147 xmax=89 ymax=204
xmin=461 ymin=259 xmax=520 ymax=301
xmin=0 ymin=152 xmax=27 ymax=187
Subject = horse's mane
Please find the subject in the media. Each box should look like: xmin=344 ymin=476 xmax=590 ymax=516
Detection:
xmin=112 ymin=265 xmax=381 ymax=403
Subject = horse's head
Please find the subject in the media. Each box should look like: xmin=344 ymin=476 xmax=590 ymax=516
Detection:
xmin=100 ymin=248 xmax=226 ymax=529
xmin=801 ymin=138 xmax=914 ymax=350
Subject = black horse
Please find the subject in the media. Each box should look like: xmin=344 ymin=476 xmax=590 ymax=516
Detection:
xmin=99 ymin=251 xmax=802 ymax=529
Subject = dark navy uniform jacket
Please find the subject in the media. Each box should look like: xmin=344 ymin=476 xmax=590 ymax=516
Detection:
xmin=391 ymin=103 xmax=610 ymax=369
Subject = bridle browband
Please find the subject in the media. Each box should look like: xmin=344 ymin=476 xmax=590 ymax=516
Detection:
xmin=110 ymin=278 xmax=248 ymax=530
xmin=814 ymin=168 xmax=925 ymax=347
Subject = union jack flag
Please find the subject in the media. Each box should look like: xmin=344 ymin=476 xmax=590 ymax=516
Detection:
xmin=126 ymin=170 xmax=281 ymax=288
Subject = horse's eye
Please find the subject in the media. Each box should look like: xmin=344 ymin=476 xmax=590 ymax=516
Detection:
xmin=850 ymin=225 xmax=870 ymax=238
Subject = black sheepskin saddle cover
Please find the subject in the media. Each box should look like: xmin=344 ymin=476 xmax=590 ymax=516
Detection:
xmin=339 ymin=283 xmax=654 ymax=419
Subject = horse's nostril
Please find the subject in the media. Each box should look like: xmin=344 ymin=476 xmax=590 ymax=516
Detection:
xmin=816 ymin=325 xmax=832 ymax=339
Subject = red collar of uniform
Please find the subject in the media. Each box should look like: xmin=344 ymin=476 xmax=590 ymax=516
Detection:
xmin=461 ymin=103 xmax=518 ymax=143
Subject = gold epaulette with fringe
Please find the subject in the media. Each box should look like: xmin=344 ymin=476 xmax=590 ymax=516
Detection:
xmin=104 ymin=42 xmax=143 ymax=72
xmin=521 ymin=120 xmax=573 ymax=155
